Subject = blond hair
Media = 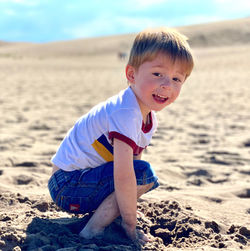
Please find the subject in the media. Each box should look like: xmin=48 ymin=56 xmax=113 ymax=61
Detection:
xmin=128 ymin=27 xmax=194 ymax=77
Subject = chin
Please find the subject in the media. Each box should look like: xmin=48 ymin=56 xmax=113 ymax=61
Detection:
xmin=153 ymin=107 xmax=165 ymax=112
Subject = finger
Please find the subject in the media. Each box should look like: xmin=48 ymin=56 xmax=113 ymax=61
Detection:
xmin=136 ymin=210 xmax=144 ymax=217
xmin=137 ymin=230 xmax=152 ymax=242
xmin=138 ymin=238 xmax=147 ymax=246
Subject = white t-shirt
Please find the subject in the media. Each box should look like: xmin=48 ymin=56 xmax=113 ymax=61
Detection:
xmin=51 ymin=87 xmax=158 ymax=171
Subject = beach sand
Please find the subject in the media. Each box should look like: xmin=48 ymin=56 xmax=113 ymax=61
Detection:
xmin=0 ymin=18 xmax=250 ymax=250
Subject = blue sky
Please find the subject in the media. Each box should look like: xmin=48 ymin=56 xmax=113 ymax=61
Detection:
xmin=0 ymin=0 xmax=250 ymax=43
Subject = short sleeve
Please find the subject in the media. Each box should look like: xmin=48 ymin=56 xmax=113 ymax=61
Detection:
xmin=108 ymin=108 xmax=142 ymax=151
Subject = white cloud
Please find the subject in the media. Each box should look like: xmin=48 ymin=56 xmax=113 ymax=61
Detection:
xmin=1 ymin=0 xmax=249 ymax=42
xmin=64 ymin=14 xmax=172 ymax=39
xmin=215 ymin=0 xmax=250 ymax=5
xmin=115 ymin=16 xmax=161 ymax=29
xmin=174 ymin=15 xmax=225 ymax=26
xmin=63 ymin=15 xmax=114 ymax=38
xmin=121 ymin=0 xmax=169 ymax=10
xmin=213 ymin=0 xmax=250 ymax=14
xmin=132 ymin=0 xmax=168 ymax=8
xmin=4 ymin=8 xmax=16 ymax=15
xmin=0 ymin=0 xmax=41 ymax=6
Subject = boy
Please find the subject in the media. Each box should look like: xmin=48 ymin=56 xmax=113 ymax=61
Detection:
xmin=48 ymin=27 xmax=194 ymax=245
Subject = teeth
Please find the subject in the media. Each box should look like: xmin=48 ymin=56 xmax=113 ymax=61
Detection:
xmin=158 ymin=95 xmax=166 ymax=99
xmin=156 ymin=94 xmax=166 ymax=99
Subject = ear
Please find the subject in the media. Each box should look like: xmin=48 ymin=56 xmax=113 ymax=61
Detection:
xmin=125 ymin=64 xmax=136 ymax=84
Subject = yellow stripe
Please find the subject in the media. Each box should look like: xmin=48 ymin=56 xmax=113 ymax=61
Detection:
xmin=92 ymin=140 xmax=113 ymax=162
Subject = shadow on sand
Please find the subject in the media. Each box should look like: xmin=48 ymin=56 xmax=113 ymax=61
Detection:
xmin=21 ymin=215 xmax=140 ymax=251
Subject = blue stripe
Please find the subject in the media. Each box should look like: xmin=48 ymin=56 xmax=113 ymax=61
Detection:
xmin=97 ymin=134 xmax=113 ymax=155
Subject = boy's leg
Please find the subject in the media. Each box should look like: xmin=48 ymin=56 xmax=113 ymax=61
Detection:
xmin=79 ymin=182 xmax=153 ymax=242
xmin=79 ymin=160 xmax=159 ymax=243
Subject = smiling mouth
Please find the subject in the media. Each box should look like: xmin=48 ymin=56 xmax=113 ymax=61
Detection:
xmin=152 ymin=94 xmax=169 ymax=104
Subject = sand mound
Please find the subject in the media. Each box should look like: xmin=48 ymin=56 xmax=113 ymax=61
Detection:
xmin=0 ymin=17 xmax=249 ymax=58
xmin=180 ymin=17 xmax=250 ymax=47
xmin=1 ymin=192 xmax=249 ymax=251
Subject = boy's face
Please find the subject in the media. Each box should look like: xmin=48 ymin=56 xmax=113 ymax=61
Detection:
xmin=126 ymin=53 xmax=186 ymax=119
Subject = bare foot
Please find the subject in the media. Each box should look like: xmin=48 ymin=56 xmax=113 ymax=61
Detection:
xmin=79 ymin=226 xmax=104 ymax=239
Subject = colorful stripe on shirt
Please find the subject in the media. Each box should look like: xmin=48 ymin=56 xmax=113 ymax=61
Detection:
xmin=109 ymin=131 xmax=144 ymax=156
xmin=92 ymin=134 xmax=114 ymax=162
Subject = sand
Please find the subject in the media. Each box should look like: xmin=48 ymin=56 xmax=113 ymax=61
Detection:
xmin=0 ymin=18 xmax=249 ymax=251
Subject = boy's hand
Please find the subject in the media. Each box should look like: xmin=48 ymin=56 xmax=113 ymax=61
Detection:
xmin=121 ymin=220 xmax=136 ymax=240
xmin=121 ymin=220 xmax=151 ymax=246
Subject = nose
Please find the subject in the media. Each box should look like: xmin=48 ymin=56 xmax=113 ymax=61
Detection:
xmin=160 ymin=77 xmax=171 ymax=89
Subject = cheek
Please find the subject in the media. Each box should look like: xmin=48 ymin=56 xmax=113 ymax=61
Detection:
xmin=172 ymin=86 xmax=182 ymax=99
xmin=139 ymin=80 xmax=153 ymax=92
xmin=146 ymin=79 xmax=159 ymax=90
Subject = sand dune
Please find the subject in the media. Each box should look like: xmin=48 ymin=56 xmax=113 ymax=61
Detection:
xmin=0 ymin=18 xmax=249 ymax=250
xmin=179 ymin=17 xmax=250 ymax=47
xmin=0 ymin=17 xmax=249 ymax=58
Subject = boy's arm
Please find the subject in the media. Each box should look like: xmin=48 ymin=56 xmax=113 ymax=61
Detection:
xmin=113 ymin=138 xmax=137 ymax=240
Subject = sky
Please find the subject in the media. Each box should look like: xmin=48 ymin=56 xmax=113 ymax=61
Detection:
xmin=0 ymin=0 xmax=250 ymax=43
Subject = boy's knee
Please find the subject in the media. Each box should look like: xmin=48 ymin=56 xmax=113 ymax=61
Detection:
xmin=134 ymin=160 xmax=157 ymax=178
xmin=133 ymin=160 xmax=153 ymax=174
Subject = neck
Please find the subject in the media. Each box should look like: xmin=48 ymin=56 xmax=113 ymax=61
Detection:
xmin=129 ymin=86 xmax=151 ymax=123
xmin=138 ymin=104 xmax=151 ymax=124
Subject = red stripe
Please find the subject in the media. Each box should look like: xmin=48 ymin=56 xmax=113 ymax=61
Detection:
xmin=109 ymin=131 xmax=136 ymax=150
xmin=109 ymin=131 xmax=144 ymax=155
xmin=141 ymin=112 xmax=153 ymax=133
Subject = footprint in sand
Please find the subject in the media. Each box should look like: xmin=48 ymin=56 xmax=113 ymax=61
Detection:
xmin=243 ymin=139 xmax=250 ymax=147
xmin=13 ymin=175 xmax=35 ymax=185
xmin=235 ymin=188 xmax=250 ymax=199
xmin=14 ymin=161 xmax=37 ymax=167
xmin=186 ymin=169 xmax=212 ymax=178
xmin=54 ymin=136 xmax=64 ymax=141
xmin=185 ymin=169 xmax=212 ymax=186
xmin=203 ymin=196 xmax=223 ymax=204
xmin=189 ymin=132 xmax=210 ymax=145
xmin=201 ymin=151 xmax=244 ymax=166
xmin=29 ymin=122 xmax=51 ymax=131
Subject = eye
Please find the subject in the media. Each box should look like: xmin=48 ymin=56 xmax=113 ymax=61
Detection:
xmin=153 ymin=72 xmax=162 ymax=77
xmin=173 ymin=77 xmax=181 ymax=82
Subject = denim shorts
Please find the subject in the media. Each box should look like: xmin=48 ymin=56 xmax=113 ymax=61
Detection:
xmin=48 ymin=160 xmax=159 ymax=214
